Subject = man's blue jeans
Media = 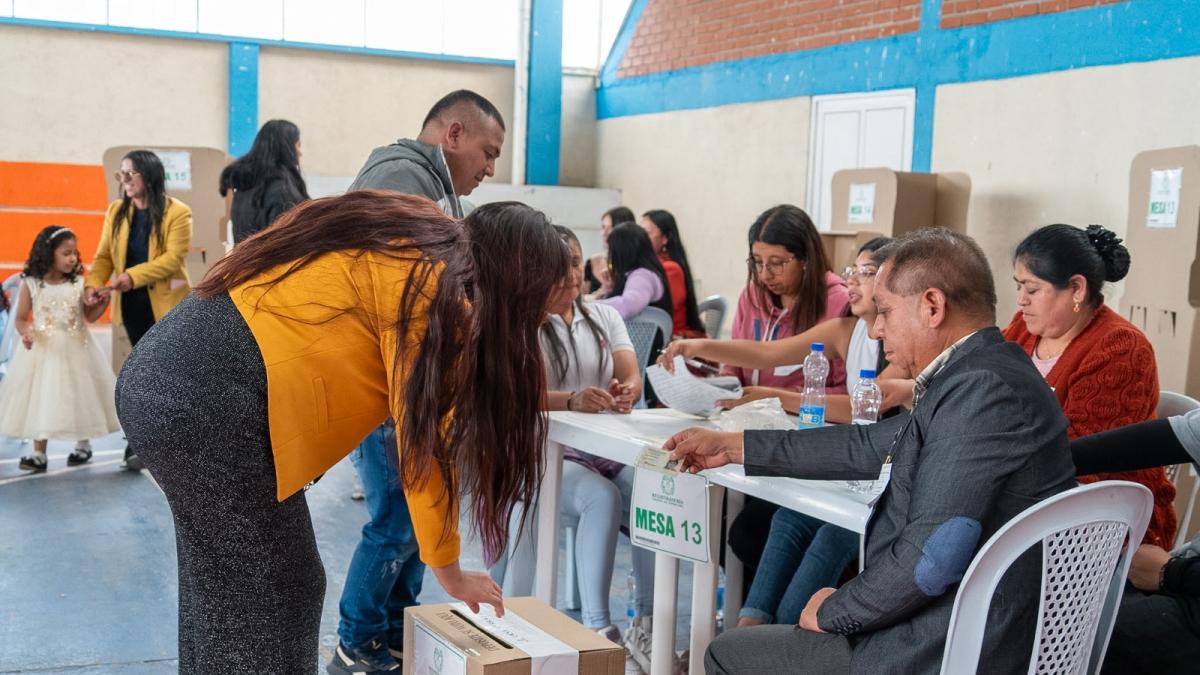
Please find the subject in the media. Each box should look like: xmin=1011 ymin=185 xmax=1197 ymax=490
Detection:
xmin=739 ymin=508 xmax=858 ymax=625
xmin=336 ymin=422 xmax=426 ymax=649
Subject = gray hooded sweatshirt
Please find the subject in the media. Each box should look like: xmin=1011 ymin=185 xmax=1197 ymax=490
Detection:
xmin=349 ymin=139 xmax=463 ymax=218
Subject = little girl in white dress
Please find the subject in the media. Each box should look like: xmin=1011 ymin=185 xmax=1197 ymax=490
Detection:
xmin=0 ymin=225 xmax=120 ymax=471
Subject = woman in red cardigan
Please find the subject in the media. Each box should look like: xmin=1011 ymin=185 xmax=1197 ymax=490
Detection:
xmin=1005 ymin=223 xmax=1175 ymax=547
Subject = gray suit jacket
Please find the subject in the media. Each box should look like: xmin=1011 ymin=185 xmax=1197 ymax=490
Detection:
xmin=744 ymin=327 xmax=1077 ymax=674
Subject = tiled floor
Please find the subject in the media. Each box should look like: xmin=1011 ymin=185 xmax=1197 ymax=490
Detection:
xmin=0 ymin=433 xmax=698 ymax=674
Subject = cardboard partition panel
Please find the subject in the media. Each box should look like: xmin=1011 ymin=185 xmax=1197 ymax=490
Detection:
xmin=1120 ymin=145 xmax=1200 ymax=397
xmin=101 ymin=146 xmax=229 ymax=372
xmin=821 ymin=230 xmax=886 ymax=274
xmin=829 ymin=168 xmax=971 ymax=236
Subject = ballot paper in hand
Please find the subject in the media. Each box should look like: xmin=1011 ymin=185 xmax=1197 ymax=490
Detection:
xmin=646 ymin=356 xmax=743 ymax=416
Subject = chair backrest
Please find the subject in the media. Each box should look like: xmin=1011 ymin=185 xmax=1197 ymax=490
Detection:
xmin=939 ymin=481 xmax=1152 ymax=675
xmin=697 ymin=294 xmax=727 ymax=339
xmin=625 ymin=306 xmax=673 ymax=373
xmin=1158 ymin=390 xmax=1200 ymax=419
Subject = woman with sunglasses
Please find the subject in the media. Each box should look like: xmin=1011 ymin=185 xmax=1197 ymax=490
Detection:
xmin=86 ymin=149 xmax=193 ymax=470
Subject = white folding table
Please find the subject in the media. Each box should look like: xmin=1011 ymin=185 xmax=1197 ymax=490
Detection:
xmin=539 ymin=409 xmax=873 ymax=675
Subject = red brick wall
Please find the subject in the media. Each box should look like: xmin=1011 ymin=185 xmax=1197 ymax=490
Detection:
xmin=618 ymin=0 xmax=922 ymax=78
xmin=941 ymin=0 xmax=1123 ymax=29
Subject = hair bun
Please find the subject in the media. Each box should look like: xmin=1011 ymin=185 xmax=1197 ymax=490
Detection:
xmin=1085 ymin=224 xmax=1131 ymax=282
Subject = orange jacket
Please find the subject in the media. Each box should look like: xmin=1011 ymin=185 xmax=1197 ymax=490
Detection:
xmin=230 ymin=249 xmax=459 ymax=567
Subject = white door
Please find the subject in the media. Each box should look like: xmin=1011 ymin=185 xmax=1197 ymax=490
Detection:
xmin=806 ymin=89 xmax=916 ymax=231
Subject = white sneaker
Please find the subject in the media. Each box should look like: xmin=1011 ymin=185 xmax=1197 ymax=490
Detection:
xmin=595 ymin=624 xmax=622 ymax=644
xmin=623 ymin=618 xmax=652 ymax=675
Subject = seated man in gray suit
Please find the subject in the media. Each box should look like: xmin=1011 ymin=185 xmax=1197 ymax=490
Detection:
xmin=666 ymin=228 xmax=1078 ymax=674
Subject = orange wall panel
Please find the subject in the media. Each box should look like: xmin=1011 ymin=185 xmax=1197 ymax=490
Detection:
xmin=0 ymin=211 xmax=106 ymax=265
xmin=0 ymin=161 xmax=108 ymax=211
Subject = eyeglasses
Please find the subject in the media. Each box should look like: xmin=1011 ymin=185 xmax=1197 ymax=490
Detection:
xmin=113 ymin=169 xmax=140 ymax=183
xmin=747 ymin=256 xmax=796 ymax=275
xmin=842 ymin=265 xmax=878 ymax=281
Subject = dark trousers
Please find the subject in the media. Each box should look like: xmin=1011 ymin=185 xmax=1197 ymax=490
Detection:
xmin=121 ymin=288 xmax=156 ymax=347
xmin=1102 ymin=589 xmax=1200 ymax=673
xmin=705 ymin=625 xmax=851 ymax=674
xmin=117 ymin=294 xmax=325 ymax=673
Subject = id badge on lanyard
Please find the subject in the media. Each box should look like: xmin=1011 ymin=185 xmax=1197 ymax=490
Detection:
xmin=866 ymin=415 xmax=914 ymax=507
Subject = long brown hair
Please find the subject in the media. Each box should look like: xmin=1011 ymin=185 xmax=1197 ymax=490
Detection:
xmin=746 ymin=204 xmax=833 ymax=334
xmin=197 ymin=191 xmax=570 ymax=563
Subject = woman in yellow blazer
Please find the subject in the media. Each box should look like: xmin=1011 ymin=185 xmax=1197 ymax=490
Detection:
xmin=86 ymin=150 xmax=192 ymax=471
xmin=114 ymin=191 xmax=569 ymax=673
xmin=86 ymin=149 xmax=193 ymax=345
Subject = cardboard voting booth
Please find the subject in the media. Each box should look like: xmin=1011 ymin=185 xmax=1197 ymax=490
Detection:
xmin=824 ymin=168 xmax=972 ymax=272
xmin=1121 ymin=145 xmax=1200 ymax=397
xmin=404 ymin=597 xmax=623 ymax=675
xmin=1120 ymin=145 xmax=1200 ymax=542
xmin=101 ymin=146 xmax=229 ymax=372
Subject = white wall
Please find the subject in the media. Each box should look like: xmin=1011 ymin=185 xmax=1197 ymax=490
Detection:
xmin=932 ymin=56 xmax=1200 ymax=316
xmin=0 ymin=24 xmax=227 ymax=163
xmin=595 ymin=96 xmax=813 ymax=309
xmin=258 ymin=46 xmax=516 ymax=181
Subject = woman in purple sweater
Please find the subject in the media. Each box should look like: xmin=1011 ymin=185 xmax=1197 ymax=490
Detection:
xmin=596 ymin=222 xmax=674 ymax=319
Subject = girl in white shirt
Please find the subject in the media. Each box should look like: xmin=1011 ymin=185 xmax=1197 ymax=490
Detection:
xmin=489 ymin=226 xmax=648 ymax=644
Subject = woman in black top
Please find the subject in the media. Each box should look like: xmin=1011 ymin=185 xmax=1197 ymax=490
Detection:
xmin=219 ymin=119 xmax=309 ymax=244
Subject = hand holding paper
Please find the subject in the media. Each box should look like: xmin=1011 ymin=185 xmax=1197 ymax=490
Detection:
xmin=646 ymin=356 xmax=743 ymax=416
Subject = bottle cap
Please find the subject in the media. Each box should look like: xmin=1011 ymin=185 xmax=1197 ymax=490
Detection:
xmin=859 ymin=369 xmax=876 ymax=379
xmin=811 ymin=342 xmax=825 ymax=352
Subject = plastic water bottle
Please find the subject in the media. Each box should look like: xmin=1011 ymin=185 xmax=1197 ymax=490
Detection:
xmin=626 ymin=569 xmax=637 ymax=629
xmin=851 ymin=369 xmax=882 ymax=425
xmin=848 ymin=369 xmax=883 ymax=493
xmin=799 ymin=343 xmax=829 ymax=428
xmin=715 ymin=568 xmax=726 ymax=631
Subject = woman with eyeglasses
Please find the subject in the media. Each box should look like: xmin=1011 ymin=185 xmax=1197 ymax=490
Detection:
xmin=661 ymin=237 xmax=905 ymax=423
xmin=723 ymin=204 xmax=850 ymax=394
xmin=86 ymin=149 xmax=193 ymax=470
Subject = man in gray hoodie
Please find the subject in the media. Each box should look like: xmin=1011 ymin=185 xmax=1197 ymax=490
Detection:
xmin=349 ymin=89 xmax=505 ymax=216
xmin=329 ymin=90 xmax=505 ymax=675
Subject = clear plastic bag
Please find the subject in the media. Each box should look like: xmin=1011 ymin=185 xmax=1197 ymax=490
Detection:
xmin=716 ymin=397 xmax=796 ymax=431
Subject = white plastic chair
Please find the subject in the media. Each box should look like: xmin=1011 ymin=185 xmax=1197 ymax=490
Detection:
xmin=939 ymin=481 xmax=1152 ymax=675
xmin=1157 ymin=391 xmax=1200 ymax=548
xmin=697 ymin=294 xmax=727 ymax=339
xmin=626 ymin=306 xmax=673 ymax=374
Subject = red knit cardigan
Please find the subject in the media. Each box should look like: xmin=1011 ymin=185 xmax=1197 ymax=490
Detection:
xmin=1004 ymin=305 xmax=1175 ymax=546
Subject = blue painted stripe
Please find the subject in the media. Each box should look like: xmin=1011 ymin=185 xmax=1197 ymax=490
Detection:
xmin=912 ymin=83 xmax=936 ymax=173
xmin=0 ymin=16 xmax=515 ymax=67
xmin=526 ymin=0 xmax=563 ymax=186
xmin=228 ymin=43 xmax=259 ymax=157
xmin=912 ymin=0 xmax=942 ymax=173
xmin=598 ymin=0 xmax=1200 ymax=119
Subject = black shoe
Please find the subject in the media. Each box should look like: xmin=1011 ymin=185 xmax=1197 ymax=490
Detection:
xmin=386 ymin=632 xmax=404 ymax=661
xmin=18 ymin=454 xmax=47 ymax=472
xmin=67 ymin=444 xmax=93 ymax=466
xmin=326 ymin=638 xmax=400 ymax=673
xmin=122 ymin=447 xmax=144 ymax=472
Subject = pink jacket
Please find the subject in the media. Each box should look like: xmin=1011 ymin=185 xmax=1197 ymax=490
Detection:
xmin=725 ymin=271 xmax=850 ymax=392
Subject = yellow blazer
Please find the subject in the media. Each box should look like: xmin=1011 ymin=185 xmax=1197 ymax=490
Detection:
xmin=87 ymin=197 xmax=193 ymax=324
xmin=230 ymin=250 xmax=459 ymax=568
